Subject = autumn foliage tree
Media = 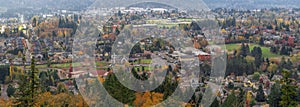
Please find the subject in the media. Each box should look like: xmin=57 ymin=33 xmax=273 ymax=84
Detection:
xmin=133 ymin=91 xmax=164 ymax=107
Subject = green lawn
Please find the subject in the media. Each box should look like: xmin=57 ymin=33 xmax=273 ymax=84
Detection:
xmin=177 ymin=18 xmax=195 ymax=22
xmin=25 ymin=62 xmax=88 ymax=69
xmin=133 ymin=66 xmax=153 ymax=71
xmin=52 ymin=62 xmax=82 ymax=68
xmin=225 ymin=43 xmax=281 ymax=58
xmin=132 ymin=59 xmax=152 ymax=64
xmin=158 ymin=23 xmax=178 ymax=28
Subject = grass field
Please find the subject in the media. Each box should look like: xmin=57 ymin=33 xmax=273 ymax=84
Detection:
xmin=225 ymin=43 xmax=281 ymax=58
xmin=132 ymin=59 xmax=152 ymax=64
xmin=133 ymin=66 xmax=153 ymax=71
xmin=23 ymin=59 xmax=152 ymax=70
xmin=25 ymin=62 xmax=83 ymax=69
xmin=158 ymin=23 xmax=178 ymax=28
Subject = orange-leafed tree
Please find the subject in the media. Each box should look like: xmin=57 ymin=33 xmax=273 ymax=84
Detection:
xmin=133 ymin=91 xmax=164 ymax=107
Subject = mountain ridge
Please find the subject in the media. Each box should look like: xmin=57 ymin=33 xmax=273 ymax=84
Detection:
xmin=0 ymin=0 xmax=299 ymax=10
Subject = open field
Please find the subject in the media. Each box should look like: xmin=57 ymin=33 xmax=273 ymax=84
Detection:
xmin=225 ymin=43 xmax=281 ymax=58
xmin=132 ymin=59 xmax=152 ymax=64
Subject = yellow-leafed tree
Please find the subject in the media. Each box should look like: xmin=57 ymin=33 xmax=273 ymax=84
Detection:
xmin=133 ymin=91 xmax=164 ymax=107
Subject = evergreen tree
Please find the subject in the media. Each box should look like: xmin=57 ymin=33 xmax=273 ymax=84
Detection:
xmin=240 ymin=43 xmax=248 ymax=57
xmin=0 ymin=65 xmax=10 ymax=84
xmin=279 ymin=57 xmax=287 ymax=71
xmin=118 ymin=10 xmax=122 ymax=17
xmin=210 ymin=97 xmax=220 ymax=107
xmin=279 ymin=70 xmax=298 ymax=107
xmin=227 ymin=81 xmax=234 ymax=90
xmin=7 ymin=84 xmax=15 ymax=97
xmin=13 ymin=58 xmax=41 ymax=106
xmin=280 ymin=46 xmax=289 ymax=55
xmin=162 ymin=74 xmax=174 ymax=100
xmin=115 ymin=27 xmax=120 ymax=35
xmin=268 ymin=83 xmax=281 ymax=107
xmin=259 ymin=37 xmax=264 ymax=46
xmin=285 ymin=59 xmax=293 ymax=70
xmin=32 ymin=18 xmax=37 ymax=27
xmin=222 ymin=92 xmax=238 ymax=107
xmin=296 ymin=88 xmax=300 ymax=104
xmin=103 ymin=73 xmax=136 ymax=105
xmin=57 ymin=82 xmax=68 ymax=93
xmin=266 ymin=58 xmax=270 ymax=66
xmin=187 ymin=90 xmax=202 ymax=106
xmin=191 ymin=21 xmax=201 ymax=31
xmin=237 ymin=88 xmax=245 ymax=106
xmin=255 ymin=84 xmax=266 ymax=102
xmin=245 ymin=44 xmax=250 ymax=55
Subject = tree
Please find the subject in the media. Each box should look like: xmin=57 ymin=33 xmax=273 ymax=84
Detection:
xmin=226 ymin=56 xmax=255 ymax=76
xmin=251 ymin=47 xmax=263 ymax=68
xmin=268 ymin=83 xmax=281 ymax=107
xmin=133 ymin=91 xmax=164 ymax=107
xmin=7 ymin=84 xmax=15 ymax=97
xmin=240 ymin=43 xmax=249 ymax=57
xmin=118 ymin=10 xmax=122 ymax=17
xmin=285 ymin=59 xmax=293 ymax=70
xmin=280 ymin=46 xmax=289 ymax=55
xmin=103 ymin=73 xmax=135 ymax=105
xmin=255 ymin=84 xmax=266 ymax=102
xmin=227 ymin=81 xmax=234 ymax=90
xmin=296 ymin=88 xmax=300 ymax=104
xmin=187 ymin=91 xmax=202 ymax=107
xmin=131 ymin=43 xmax=143 ymax=54
xmin=32 ymin=18 xmax=37 ymax=27
xmin=259 ymin=37 xmax=264 ymax=46
xmin=237 ymin=88 xmax=246 ymax=106
xmin=267 ymin=63 xmax=278 ymax=73
xmin=0 ymin=65 xmax=10 ymax=84
xmin=222 ymin=92 xmax=238 ymax=107
xmin=210 ymin=97 xmax=220 ymax=107
xmin=115 ymin=27 xmax=120 ymax=35
xmin=279 ymin=57 xmax=287 ymax=71
xmin=279 ymin=70 xmax=298 ymax=107
xmin=190 ymin=21 xmax=201 ymax=31
xmin=57 ymin=83 xmax=68 ymax=94
xmin=266 ymin=58 xmax=270 ymax=66
xmin=13 ymin=58 xmax=41 ymax=106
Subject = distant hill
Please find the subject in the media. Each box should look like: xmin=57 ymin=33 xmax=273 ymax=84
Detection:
xmin=128 ymin=2 xmax=175 ymax=9
xmin=0 ymin=0 xmax=300 ymax=10
xmin=203 ymin=0 xmax=300 ymax=9
xmin=0 ymin=0 xmax=95 ymax=10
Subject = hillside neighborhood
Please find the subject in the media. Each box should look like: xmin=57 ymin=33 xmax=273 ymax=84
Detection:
xmin=0 ymin=1 xmax=300 ymax=107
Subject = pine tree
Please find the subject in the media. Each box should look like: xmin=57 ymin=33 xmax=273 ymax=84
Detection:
xmin=32 ymin=18 xmax=37 ymax=27
xmin=279 ymin=57 xmax=287 ymax=71
xmin=13 ymin=58 xmax=41 ymax=106
xmin=279 ymin=70 xmax=298 ymax=107
xmin=268 ymin=83 xmax=281 ymax=107
xmin=238 ymin=88 xmax=245 ymax=106
xmin=222 ymin=92 xmax=238 ymax=107
xmin=245 ymin=44 xmax=250 ymax=55
xmin=210 ymin=97 xmax=220 ymax=107
xmin=227 ymin=81 xmax=234 ymax=90
xmin=7 ymin=84 xmax=15 ymax=97
xmin=240 ymin=43 xmax=248 ymax=57
xmin=296 ymin=88 xmax=300 ymax=104
xmin=259 ymin=37 xmax=264 ymax=46
xmin=285 ymin=59 xmax=293 ymax=70
xmin=255 ymin=84 xmax=266 ymax=102
xmin=103 ymin=73 xmax=135 ymax=105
